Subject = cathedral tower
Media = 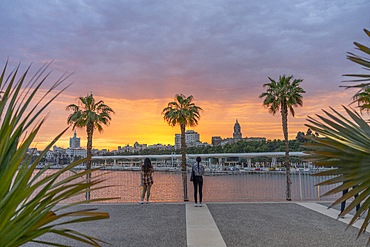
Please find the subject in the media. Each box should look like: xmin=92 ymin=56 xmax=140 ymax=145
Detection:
xmin=233 ymin=119 xmax=242 ymax=141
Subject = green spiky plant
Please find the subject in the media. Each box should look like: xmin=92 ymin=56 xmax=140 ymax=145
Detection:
xmin=305 ymin=28 xmax=370 ymax=242
xmin=305 ymin=106 xmax=370 ymax=239
xmin=345 ymin=28 xmax=370 ymax=115
xmin=343 ymin=29 xmax=370 ymax=87
xmin=0 ymin=62 xmax=111 ymax=246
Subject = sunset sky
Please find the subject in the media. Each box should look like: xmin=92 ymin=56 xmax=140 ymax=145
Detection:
xmin=1 ymin=0 xmax=369 ymax=150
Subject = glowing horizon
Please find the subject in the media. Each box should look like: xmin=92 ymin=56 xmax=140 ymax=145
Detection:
xmin=30 ymin=89 xmax=356 ymax=151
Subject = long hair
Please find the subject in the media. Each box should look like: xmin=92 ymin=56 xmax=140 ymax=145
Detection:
xmin=143 ymin=158 xmax=152 ymax=172
xmin=196 ymin=156 xmax=201 ymax=164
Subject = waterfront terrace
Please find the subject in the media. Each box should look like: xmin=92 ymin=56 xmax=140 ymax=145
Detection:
xmin=24 ymin=202 xmax=370 ymax=246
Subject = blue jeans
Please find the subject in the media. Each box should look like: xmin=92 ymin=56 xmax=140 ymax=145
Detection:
xmin=340 ymin=187 xmax=360 ymax=213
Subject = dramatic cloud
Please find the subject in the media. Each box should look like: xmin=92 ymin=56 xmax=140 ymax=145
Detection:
xmin=0 ymin=0 xmax=369 ymax=149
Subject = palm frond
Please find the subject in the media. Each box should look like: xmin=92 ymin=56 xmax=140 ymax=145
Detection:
xmin=343 ymin=29 xmax=370 ymax=90
xmin=304 ymin=106 xmax=370 ymax=239
xmin=0 ymin=62 xmax=112 ymax=247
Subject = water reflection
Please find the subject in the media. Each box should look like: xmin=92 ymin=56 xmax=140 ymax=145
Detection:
xmin=32 ymin=170 xmax=339 ymax=203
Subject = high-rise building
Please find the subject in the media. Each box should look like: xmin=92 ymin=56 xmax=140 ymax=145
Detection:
xmin=233 ymin=119 xmax=242 ymax=141
xmin=175 ymin=130 xmax=200 ymax=149
xmin=69 ymin=130 xmax=81 ymax=149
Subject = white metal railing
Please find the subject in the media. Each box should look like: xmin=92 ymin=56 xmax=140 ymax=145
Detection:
xmin=31 ymin=169 xmax=340 ymax=203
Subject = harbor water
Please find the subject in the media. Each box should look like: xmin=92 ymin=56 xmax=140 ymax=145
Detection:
xmin=36 ymin=170 xmax=340 ymax=203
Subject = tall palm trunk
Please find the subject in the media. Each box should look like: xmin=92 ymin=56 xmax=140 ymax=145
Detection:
xmin=86 ymin=123 xmax=94 ymax=201
xmin=180 ymin=123 xmax=189 ymax=201
xmin=281 ymin=104 xmax=291 ymax=201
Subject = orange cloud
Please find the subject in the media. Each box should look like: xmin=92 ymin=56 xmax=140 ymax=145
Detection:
xmin=31 ymin=89 xmax=357 ymax=151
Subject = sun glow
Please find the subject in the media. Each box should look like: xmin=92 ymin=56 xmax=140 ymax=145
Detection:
xmin=31 ymin=89 xmax=355 ymax=151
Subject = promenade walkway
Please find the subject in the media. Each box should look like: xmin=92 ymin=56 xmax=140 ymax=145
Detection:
xmin=24 ymin=202 xmax=370 ymax=247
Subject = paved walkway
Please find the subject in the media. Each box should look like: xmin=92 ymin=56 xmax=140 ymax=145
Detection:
xmin=23 ymin=202 xmax=370 ymax=247
xmin=298 ymin=202 xmax=368 ymax=233
xmin=186 ymin=204 xmax=226 ymax=246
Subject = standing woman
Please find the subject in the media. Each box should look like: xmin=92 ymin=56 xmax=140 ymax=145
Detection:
xmin=140 ymin=158 xmax=154 ymax=204
xmin=192 ymin=156 xmax=205 ymax=207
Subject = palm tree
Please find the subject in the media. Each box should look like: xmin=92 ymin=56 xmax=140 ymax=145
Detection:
xmin=66 ymin=93 xmax=114 ymax=200
xmin=162 ymin=94 xmax=202 ymax=201
xmin=259 ymin=75 xmax=305 ymax=200
xmin=0 ymin=62 xmax=110 ymax=246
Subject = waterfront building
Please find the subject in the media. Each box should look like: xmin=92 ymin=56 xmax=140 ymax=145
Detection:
xmin=175 ymin=130 xmax=201 ymax=149
xmin=66 ymin=148 xmax=87 ymax=159
xmin=69 ymin=130 xmax=81 ymax=149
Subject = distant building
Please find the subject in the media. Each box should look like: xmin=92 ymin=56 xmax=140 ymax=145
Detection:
xmin=245 ymin=137 xmax=266 ymax=142
xmin=212 ymin=136 xmax=222 ymax=146
xmin=69 ymin=131 xmax=81 ymax=149
xmin=65 ymin=131 xmax=86 ymax=158
xmin=45 ymin=150 xmax=54 ymax=160
xmin=101 ymin=149 xmax=108 ymax=153
xmin=175 ymin=130 xmax=201 ymax=149
xmin=27 ymin=147 xmax=38 ymax=155
xmin=118 ymin=145 xmax=134 ymax=153
xmin=147 ymin=143 xmax=175 ymax=150
xmin=212 ymin=120 xmax=266 ymax=146
xmin=66 ymin=148 xmax=87 ymax=158
xmin=133 ymin=142 xmax=147 ymax=153
xmin=233 ymin=119 xmax=242 ymax=141
xmin=117 ymin=143 xmax=174 ymax=153
xmin=53 ymin=146 xmax=66 ymax=154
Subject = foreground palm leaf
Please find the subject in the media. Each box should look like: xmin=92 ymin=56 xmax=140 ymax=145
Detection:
xmin=343 ymin=29 xmax=370 ymax=113
xmin=304 ymin=106 xmax=370 ymax=240
xmin=343 ymin=29 xmax=370 ymax=86
xmin=0 ymin=62 xmax=111 ymax=246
